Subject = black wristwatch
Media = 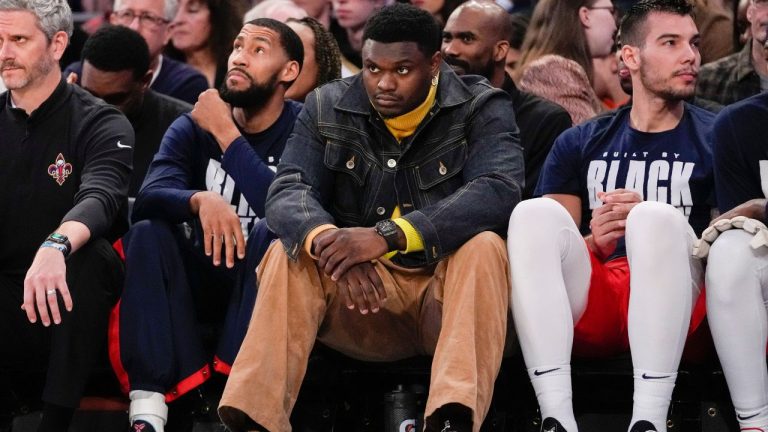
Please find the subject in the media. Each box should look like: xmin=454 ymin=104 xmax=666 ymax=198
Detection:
xmin=375 ymin=219 xmax=400 ymax=252
xmin=45 ymin=232 xmax=72 ymax=258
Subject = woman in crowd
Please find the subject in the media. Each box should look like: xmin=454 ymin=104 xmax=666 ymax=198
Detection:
xmin=514 ymin=0 xmax=617 ymax=124
xmin=167 ymin=0 xmax=245 ymax=88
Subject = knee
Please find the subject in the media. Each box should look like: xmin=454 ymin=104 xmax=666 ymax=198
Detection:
xmin=460 ymin=231 xmax=506 ymax=257
xmin=626 ymin=201 xmax=688 ymax=240
xmin=709 ymin=229 xmax=754 ymax=263
xmin=128 ymin=219 xmax=174 ymax=238
xmin=454 ymin=232 xmax=507 ymax=268
xmin=508 ymin=197 xmax=572 ymax=239
xmin=65 ymin=238 xmax=123 ymax=302
xmin=707 ymin=230 xmax=758 ymax=304
xmin=125 ymin=219 xmax=177 ymax=249
xmin=67 ymin=238 xmax=121 ymax=272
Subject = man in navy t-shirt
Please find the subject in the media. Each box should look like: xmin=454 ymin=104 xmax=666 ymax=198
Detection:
xmin=507 ymin=1 xmax=713 ymax=432
xmin=116 ymin=19 xmax=303 ymax=432
xmin=705 ymin=90 xmax=768 ymax=431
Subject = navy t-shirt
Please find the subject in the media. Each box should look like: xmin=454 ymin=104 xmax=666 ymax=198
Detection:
xmin=132 ymin=100 xmax=303 ymax=235
xmin=712 ymin=92 xmax=768 ymax=213
xmin=536 ymin=103 xmax=715 ymax=256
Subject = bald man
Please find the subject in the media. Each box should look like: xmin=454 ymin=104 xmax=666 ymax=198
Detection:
xmin=442 ymin=0 xmax=571 ymax=199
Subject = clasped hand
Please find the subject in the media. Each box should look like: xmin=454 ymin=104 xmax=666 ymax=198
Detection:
xmin=313 ymin=228 xmax=389 ymax=315
xmin=589 ymin=189 xmax=643 ymax=259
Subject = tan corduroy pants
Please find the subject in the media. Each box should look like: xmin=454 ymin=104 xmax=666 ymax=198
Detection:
xmin=219 ymin=231 xmax=509 ymax=432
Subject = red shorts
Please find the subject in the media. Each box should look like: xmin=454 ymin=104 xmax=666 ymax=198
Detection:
xmin=572 ymin=248 xmax=707 ymax=358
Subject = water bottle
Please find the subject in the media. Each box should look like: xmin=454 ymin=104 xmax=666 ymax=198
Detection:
xmin=383 ymin=384 xmax=423 ymax=432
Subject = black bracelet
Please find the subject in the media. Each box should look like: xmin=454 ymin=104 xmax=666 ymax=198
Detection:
xmin=45 ymin=232 xmax=71 ymax=258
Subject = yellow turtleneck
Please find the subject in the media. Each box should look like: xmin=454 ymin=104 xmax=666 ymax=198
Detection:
xmin=382 ymin=75 xmax=438 ymax=142
xmin=380 ymin=74 xmax=439 ymax=255
xmin=303 ymin=75 xmax=438 ymax=259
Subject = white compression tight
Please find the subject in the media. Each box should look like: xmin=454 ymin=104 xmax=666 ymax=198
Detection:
xmin=707 ymin=229 xmax=768 ymax=431
xmin=508 ymin=198 xmax=702 ymax=432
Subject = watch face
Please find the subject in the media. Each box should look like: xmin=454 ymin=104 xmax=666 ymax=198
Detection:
xmin=49 ymin=232 xmax=69 ymax=243
xmin=377 ymin=219 xmax=398 ymax=236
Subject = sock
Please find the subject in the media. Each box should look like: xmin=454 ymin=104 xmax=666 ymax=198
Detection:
xmin=735 ymin=405 xmax=768 ymax=431
xmin=129 ymin=390 xmax=168 ymax=432
xmin=629 ymin=369 xmax=676 ymax=432
xmin=528 ymin=365 xmax=577 ymax=431
xmin=37 ymin=403 xmax=75 ymax=432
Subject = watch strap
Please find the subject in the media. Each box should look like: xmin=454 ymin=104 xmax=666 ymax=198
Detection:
xmin=375 ymin=220 xmax=400 ymax=252
xmin=40 ymin=241 xmax=69 ymax=258
xmin=44 ymin=232 xmax=71 ymax=258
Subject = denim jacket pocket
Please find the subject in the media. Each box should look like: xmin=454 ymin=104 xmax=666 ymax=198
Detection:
xmin=414 ymin=141 xmax=467 ymax=190
xmin=324 ymin=140 xmax=372 ymax=185
xmin=324 ymin=140 xmax=373 ymax=225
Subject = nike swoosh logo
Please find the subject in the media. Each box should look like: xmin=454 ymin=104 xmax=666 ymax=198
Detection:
xmin=642 ymin=373 xmax=671 ymax=380
xmin=737 ymin=413 xmax=760 ymax=420
xmin=534 ymin=367 xmax=561 ymax=376
xmin=117 ymin=140 xmax=131 ymax=149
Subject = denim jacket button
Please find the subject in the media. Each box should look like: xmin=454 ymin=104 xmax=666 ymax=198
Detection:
xmin=439 ymin=162 xmax=448 ymax=175
xmin=376 ymin=206 xmax=386 ymax=215
xmin=346 ymin=159 xmax=355 ymax=169
xmin=387 ymin=158 xmax=397 ymax=168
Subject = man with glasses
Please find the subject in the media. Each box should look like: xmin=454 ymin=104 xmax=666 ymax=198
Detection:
xmin=66 ymin=0 xmax=208 ymax=104
xmin=697 ymin=0 xmax=768 ymax=105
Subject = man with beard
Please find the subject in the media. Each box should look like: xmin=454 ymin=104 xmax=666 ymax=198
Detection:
xmin=116 ymin=18 xmax=302 ymax=432
xmin=78 ymin=25 xmax=191 ymax=197
xmin=441 ymin=0 xmax=571 ymax=199
xmin=0 ymin=0 xmax=132 ymax=430
xmin=219 ymin=4 xmax=522 ymax=432
xmin=507 ymin=1 xmax=713 ymax=431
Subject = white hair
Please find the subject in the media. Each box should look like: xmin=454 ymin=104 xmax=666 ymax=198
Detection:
xmin=113 ymin=0 xmax=178 ymax=21
xmin=244 ymin=0 xmax=307 ymax=23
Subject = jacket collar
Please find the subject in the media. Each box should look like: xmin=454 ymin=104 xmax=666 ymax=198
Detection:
xmin=3 ymin=77 xmax=69 ymax=122
xmin=334 ymin=61 xmax=474 ymax=115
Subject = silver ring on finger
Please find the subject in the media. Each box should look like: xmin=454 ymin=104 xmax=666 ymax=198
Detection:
xmin=46 ymin=289 xmax=56 ymax=296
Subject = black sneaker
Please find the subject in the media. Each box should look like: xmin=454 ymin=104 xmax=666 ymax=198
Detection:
xmin=440 ymin=420 xmax=462 ymax=432
xmin=541 ymin=417 xmax=567 ymax=432
xmin=129 ymin=420 xmax=157 ymax=432
xmin=629 ymin=420 xmax=658 ymax=432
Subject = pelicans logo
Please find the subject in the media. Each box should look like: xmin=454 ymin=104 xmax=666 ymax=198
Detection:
xmin=48 ymin=153 xmax=73 ymax=186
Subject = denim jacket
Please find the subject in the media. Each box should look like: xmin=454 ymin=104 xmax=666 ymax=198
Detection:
xmin=265 ymin=63 xmax=524 ymax=267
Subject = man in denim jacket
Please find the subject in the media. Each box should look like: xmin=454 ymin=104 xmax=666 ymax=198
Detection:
xmin=219 ymin=4 xmax=523 ymax=432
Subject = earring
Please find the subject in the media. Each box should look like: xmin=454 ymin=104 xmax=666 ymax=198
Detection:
xmin=431 ymin=74 xmax=438 ymax=87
